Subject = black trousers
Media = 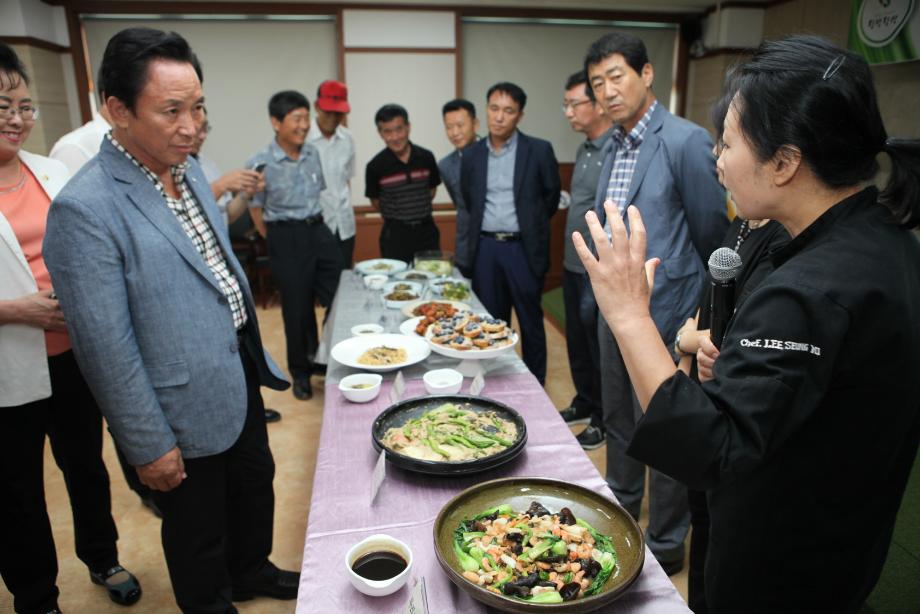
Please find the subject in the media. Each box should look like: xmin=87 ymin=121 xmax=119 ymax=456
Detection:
xmin=562 ymin=269 xmax=602 ymax=427
xmin=472 ymin=236 xmax=547 ymax=384
xmin=266 ymin=221 xmax=342 ymax=381
xmin=688 ymin=488 xmax=710 ymax=613
xmin=0 ymin=350 xmax=119 ymax=614
xmin=336 ymin=230 xmax=356 ymax=268
xmin=380 ymin=217 xmax=440 ymax=264
xmin=150 ymin=337 xmax=275 ymax=614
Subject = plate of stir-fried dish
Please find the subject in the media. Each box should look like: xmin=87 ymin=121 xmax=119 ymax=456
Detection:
xmin=434 ymin=478 xmax=645 ymax=613
xmin=372 ymin=396 xmax=527 ymax=475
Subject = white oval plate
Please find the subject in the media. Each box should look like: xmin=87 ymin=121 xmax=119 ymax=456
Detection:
xmin=354 ymin=258 xmax=409 ymax=276
xmin=330 ymin=333 xmax=430 ymax=372
xmin=400 ymin=299 xmax=472 ymax=318
xmin=425 ymin=327 xmax=519 ymax=360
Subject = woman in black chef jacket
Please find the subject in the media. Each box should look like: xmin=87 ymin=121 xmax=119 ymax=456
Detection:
xmin=574 ymin=35 xmax=920 ymax=614
xmin=673 ymin=86 xmax=790 ymax=614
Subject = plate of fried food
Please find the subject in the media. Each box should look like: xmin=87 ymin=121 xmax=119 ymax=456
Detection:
xmin=330 ymin=333 xmax=430 ymax=372
xmin=400 ymin=299 xmax=472 ymax=319
xmin=425 ymin=310 xmax=519 ymax=359
xmin=433 ymin=477 xmax=645 ymax=613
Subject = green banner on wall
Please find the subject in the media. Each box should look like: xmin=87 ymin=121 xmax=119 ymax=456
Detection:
xmin=849 ymin=0 xmax=919 ymax=64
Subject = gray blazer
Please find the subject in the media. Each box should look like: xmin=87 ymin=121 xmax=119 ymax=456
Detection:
xmin=44 ymin=138 xmax=288 ymax=466
xmin=595 ymin=104 xmax=728 ymax=345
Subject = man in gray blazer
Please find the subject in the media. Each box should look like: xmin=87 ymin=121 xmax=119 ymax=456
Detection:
xmin=43 ymin=28 xmax=296 ymax=613
xmin=585 ymin=32 xmax=728 ymax=575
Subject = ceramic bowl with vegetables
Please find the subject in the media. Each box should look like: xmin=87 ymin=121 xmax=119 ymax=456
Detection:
xmin=433 ymin=477 xmax=644 ymax=613
xmin=430 ymin=278 xmax=471 ymax=301
xmin=413 ymin=250 xmax=454 ymax=277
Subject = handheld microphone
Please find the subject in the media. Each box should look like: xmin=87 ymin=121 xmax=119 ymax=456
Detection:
xmin=708 ymin=247 xmax=743 ymax=348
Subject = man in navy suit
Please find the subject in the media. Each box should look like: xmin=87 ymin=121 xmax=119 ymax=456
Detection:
xmin=44 ymin=28 xmax=298 ymax=613
xmin=585 ymin=32 xmax=728 ymax=575
xmin=460 ymin=82 xmax=560 ymax=384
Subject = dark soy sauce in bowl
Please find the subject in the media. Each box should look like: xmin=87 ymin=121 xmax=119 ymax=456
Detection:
xmin=351 ymin=550 xmax=407 ymax=581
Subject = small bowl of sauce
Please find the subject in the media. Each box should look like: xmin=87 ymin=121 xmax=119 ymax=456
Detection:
xmin=345 ymin=534 xmax=413 ymax=596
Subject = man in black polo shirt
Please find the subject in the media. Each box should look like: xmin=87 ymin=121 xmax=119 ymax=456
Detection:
xmin=365 ymin=104 xmax=441 ymax=262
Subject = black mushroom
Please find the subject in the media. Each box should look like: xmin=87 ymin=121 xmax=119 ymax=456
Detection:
xmin=501 ymin=572 xmax=541 ymax=598
xmin=580 ymin=557 xmax=602 ymax=579
xmin=560 ymin=582 xmax=581 ymax=601
xmin=558 ymin=507 xmax=577 ymax=526
xmin=526 ymin=501 xmax=552 ymax=518
xmin=501 ymin=583 xmax=530 ymax=598
xmin=471 ymin=520 xmax=487 ymax=532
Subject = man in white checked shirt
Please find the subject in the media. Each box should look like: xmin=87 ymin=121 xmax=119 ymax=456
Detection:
xmin=44 ymin=28 xmax=299 ymax=613
xmin=583 ymin=32 xmax=728 ymax=576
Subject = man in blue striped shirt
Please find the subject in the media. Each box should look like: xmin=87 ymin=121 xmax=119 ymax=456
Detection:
xmin=585 ymin=32 xmax=728 ymax=577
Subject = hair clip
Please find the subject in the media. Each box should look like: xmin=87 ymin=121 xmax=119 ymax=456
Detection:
xmin=822 ymin=55 xmax=845 ymax=81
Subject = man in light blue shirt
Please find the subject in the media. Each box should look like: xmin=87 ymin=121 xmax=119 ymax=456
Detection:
xmin=438 ymin=98 xmax=479 ymax=276
xmin=247 ymin=90 xmax=343 ymax=401
xmin=461 ymin=82 xmax=561 ymax=384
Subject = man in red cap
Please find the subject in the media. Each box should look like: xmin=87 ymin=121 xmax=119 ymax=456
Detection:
xmin=307 ymin=80 xmax=356 ymax=266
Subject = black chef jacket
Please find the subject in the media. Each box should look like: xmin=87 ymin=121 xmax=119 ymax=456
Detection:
xmin=629 ymin=187 xmax=920 ymax=613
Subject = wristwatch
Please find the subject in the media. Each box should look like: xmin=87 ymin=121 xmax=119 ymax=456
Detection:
xmin=674 ymin=330 xmax=690 ymax=357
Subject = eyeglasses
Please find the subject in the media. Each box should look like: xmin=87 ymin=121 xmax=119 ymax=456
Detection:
xmin=562 ymin=99 xmax=592 ymax=113
xmin=0 ymin=104 xmax=39 ymax=122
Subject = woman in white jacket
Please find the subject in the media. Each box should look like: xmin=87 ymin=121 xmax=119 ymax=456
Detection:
xmin=0 ymin=44 xmax=140 ymax=613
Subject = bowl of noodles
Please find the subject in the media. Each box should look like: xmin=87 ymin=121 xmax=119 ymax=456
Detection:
xmin=330 ymin=333 xmax=430 ymax=372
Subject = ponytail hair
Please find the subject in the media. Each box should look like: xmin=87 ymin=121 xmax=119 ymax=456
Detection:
xmin=880 ymin=139 xmax=920 ymax=228
xmin=723 ymin=35 xmax=920 ymax=229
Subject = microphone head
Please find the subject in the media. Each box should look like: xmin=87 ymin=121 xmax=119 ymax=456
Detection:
xmin=708 ymin=247 xmax=743 ymax=282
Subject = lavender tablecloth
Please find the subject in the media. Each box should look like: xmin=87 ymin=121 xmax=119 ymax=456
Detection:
xmin=297 ymin=373 xmax=690 ymax=612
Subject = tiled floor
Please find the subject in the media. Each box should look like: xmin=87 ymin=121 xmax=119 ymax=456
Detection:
xmin=0 ymin=305 xmax=689 ymax=613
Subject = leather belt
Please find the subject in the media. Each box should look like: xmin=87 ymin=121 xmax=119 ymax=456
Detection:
xmin=387 ymin=216 xmax=433 ymax=228
xmin=481 ymin=231 xmax=521 ymax=242
xmin=266 ymin=214 xmax=324 ymax=227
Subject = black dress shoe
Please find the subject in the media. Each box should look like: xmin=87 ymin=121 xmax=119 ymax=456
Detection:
xmin=292 ymin=379 xmax=312 ymax=401
xmin=232 ymin=561 xmax=299 ymax=601
xmin=576 ymin=426 xmax=606 ymax=450
xmin=559 ymin=405 xmax=592 ymax=426
xmin=264 ymin=408 xmax=282 ymax=423
xmin=90 ymin=564 xmax=142 ymax=606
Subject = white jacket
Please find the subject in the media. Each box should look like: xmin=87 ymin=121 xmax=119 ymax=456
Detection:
xmin=0 ymin=150 xmax=70 ymax=407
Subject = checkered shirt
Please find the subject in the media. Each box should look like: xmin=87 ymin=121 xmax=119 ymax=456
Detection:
xmin=603 ymin=100 xmax=658 ymax=223
xmin=107 ymin=134 xmax=248 ymax=330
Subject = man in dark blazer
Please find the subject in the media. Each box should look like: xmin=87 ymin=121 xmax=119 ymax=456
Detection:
xmin=43 ymin=28 xmax=298 ymax=613
xmin=585 ymin=32 xmax=728 ymax=575
xmin=461 ymin=82 xmax=560 ymax=384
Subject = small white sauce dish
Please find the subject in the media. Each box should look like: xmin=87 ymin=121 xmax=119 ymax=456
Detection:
xmin=351 ymin=323 xmax=384 ymax=337
xmin=339 ymin=373 xmax=383 ymax=403
xmin=345 ymin=533 xmax=413 ymax=597
xmin=423 ymin=368 xmax=464 ymax=395
xmin=363 ymin=274 xmax=388 ymax=290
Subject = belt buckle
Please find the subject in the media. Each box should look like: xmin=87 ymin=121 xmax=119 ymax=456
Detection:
xmin=495 ymin=232 xmax=514 ymax=241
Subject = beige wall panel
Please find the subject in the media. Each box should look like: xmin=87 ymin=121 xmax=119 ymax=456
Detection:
xmin=345 ymin=52 xmax=455 ymax=206
xmin=802 ymin=0 xmax=850 ymax=46
xmin=83 ymin=19 xmax=337 ymax=174
xmin=872 ymin=61 xmax=920 ymax=138
xmin=9 ymin=44 xmax=69 ymax=155
xmin=763 ymin=0 xmax=806 ymax=40
xmin=686 ymin=54 xmax=732 ymax=138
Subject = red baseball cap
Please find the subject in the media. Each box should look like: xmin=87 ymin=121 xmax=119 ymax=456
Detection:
xmin=316 ymin=80 xmax=350 ymax=113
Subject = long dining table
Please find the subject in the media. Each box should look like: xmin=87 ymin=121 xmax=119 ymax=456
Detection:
xmin=296 ymin=270 xmax=690 ymax=613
